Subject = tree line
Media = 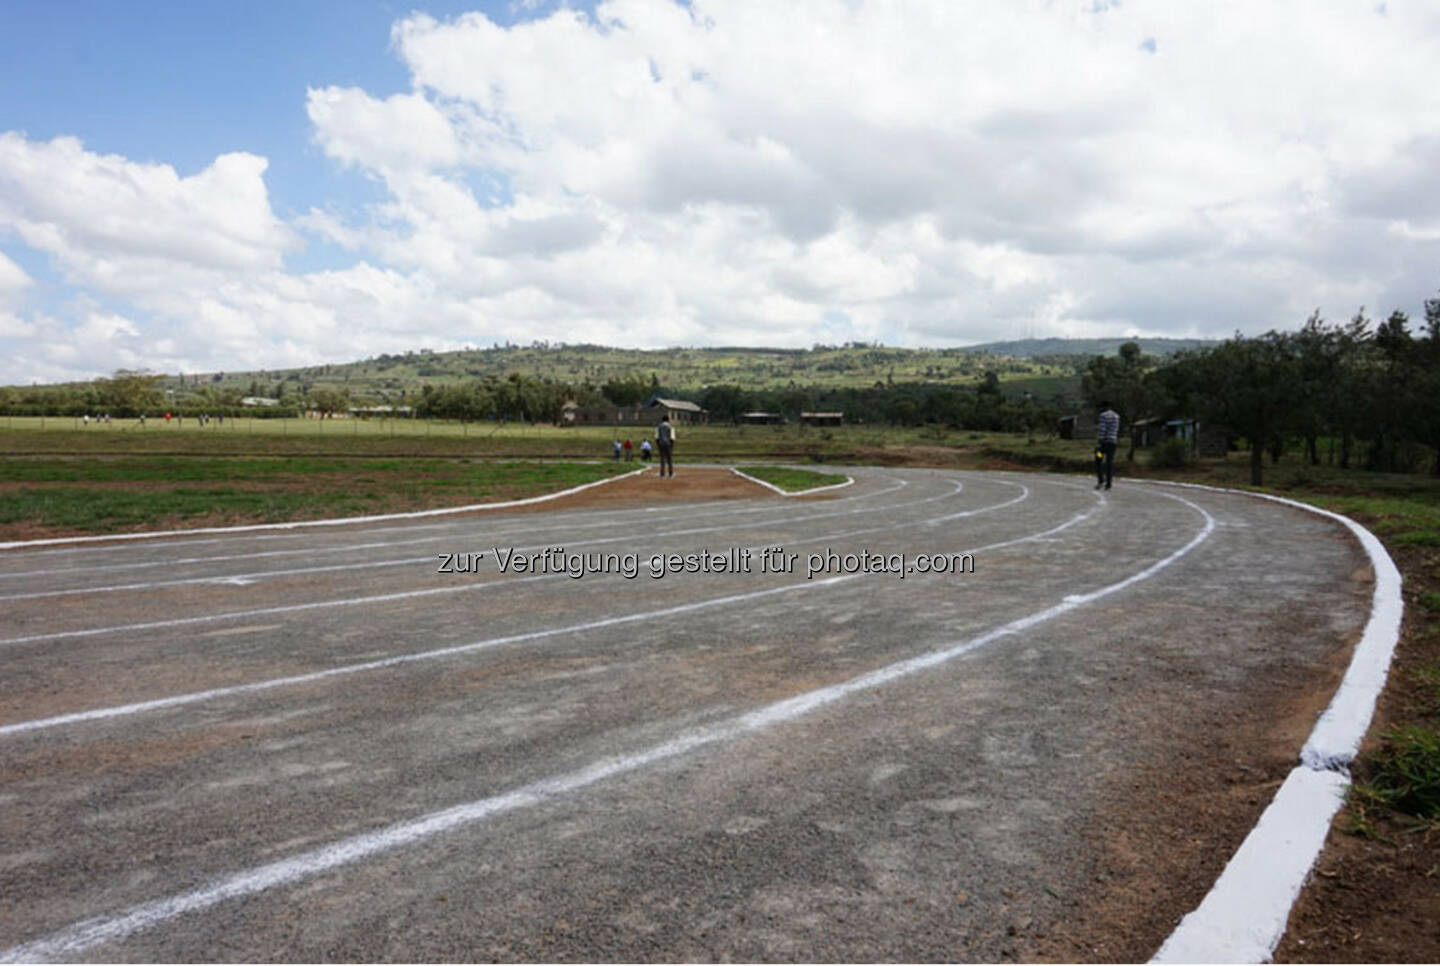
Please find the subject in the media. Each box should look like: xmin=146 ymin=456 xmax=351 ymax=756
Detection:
xmin=1082 ymin=293 xmax=1440 ymax=484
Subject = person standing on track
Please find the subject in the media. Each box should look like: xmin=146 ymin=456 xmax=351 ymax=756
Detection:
xmin=1096 ymin=400 xmax=1119 ymax=490
xmin=656 ymin=415 xmax=676 ymax=477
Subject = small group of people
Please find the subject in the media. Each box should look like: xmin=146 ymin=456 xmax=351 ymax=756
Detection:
xmin=610 ymin=415 xmax=676 ymax=477
xmin=612 ymin=438 xmax=653 ymax=462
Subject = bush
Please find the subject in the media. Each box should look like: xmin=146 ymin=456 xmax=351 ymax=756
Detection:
xmin=1352 ymin=726 xmax=1440 ymax=821
xmin=1148 ymin=437 xmax=1192 ymax=470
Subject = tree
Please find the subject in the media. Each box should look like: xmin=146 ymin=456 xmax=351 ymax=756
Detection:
xmin=1364 ymin=310 xmax=1421 ymax=472
xmin=601 ymin=374 xmax=649 ymax=406
xmin=308 ymin=387 xmax=349 ymax=418
xmin=1081 ymin=341 xmax=1153 ymax=461
xmin=700 ymin=384 xmax=749 ymax=424
xmin=98 ymin=370 xmax=164 ymax=416
xmin=1175 ymin=334 xmax=1298 ymax=485
xmin=1422 ymin=291 xmax=1440 ymax=475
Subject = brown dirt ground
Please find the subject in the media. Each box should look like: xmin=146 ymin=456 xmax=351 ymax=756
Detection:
xmin=1272 ymin=539 xmax=1440 ymax=965
xmin=1027 ymin=611 xmax=1359 ymax=962
xmin=489 ymin=466 xmax=790 ymax=514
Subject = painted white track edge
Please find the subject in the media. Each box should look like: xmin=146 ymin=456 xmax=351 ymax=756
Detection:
xmin=729 ymin=466 xmax=856 ymax=496
xmin=1145 ymin=479 xmax=1404 ymax=964
xmin=0 ymin=466 xmax=651 ymax=551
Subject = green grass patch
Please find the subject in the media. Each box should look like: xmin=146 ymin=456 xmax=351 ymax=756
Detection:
xmin=1350 ymin=726 xmax=1440 ymax=824
xmin=0 ymin=487 xmax=386 ymax=530
xmin=739 ymin=465 xmax=849 ymax=493
xmin=0 ymin=459 xmax=633 ymax=535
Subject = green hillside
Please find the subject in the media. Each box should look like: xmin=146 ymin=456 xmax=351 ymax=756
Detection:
xmin=964 ymin=336 xmax=1214 ymax=358
xmin=3 ymin=338 xmax=1216 ymax=418
xmin=143 ymin=340 xmax=1168 ymax=408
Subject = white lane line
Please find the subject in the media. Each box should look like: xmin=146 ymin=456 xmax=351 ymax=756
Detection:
xmin=0 ymin=491 xmax=1213 ymax=963
xmin=0 ymin=480 xmax=967 ymax=647
xmin=0 ymin=481 xmax=1033 ymax=733
xmin=0 ymin=583 xmax=498 ymax=649
xmin=729 ymin=467 xmax=855 ymax=496
xmin=0 ymin=480 xmax=956 ymax=607
xmin=0 ymin=474 xmax=910 ymax=581
xmin=0 ymin=483 xmax=758 ymax=561
xmin=0 ymin=477 xmax=916 ymax=598
xmin=0 ymin=537 xmax=435 ymax=582
xmin=0 ymin=467 xmax=653 ymax=552
xmin=0 ymin=555 xmax=438 ymax=601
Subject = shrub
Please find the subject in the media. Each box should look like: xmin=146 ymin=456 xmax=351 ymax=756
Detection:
xmin=1148 ymin=437 xmax=1192 ymax=470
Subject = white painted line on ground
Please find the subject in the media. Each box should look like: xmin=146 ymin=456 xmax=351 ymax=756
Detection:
xmin=729 ymin=466 xmax=855 ymax=496
xmin=0 ymin=489 xmax=1213 ymax=963
xmin=0 ymin=466 xmax=651 ymax=552
xmin=1151 ymin=767 xmax=1349 ymax=964
xmin=0 ymin=555 xmax=439 ymax=601
xmin=0 ymin=575 xmax=831 ymax=738
xmin=0 ymin=480 xmax=1032 ymax=732
xmin=0 ymin=469 xmax=909 ymax=566
xmin=0 ymin=477 xmax=963 ymax=619
xmin=0 ymin=582 xmax=497 ymax=649
xmin=1142 ymin=479 xmax=1405 ymax=964
xmin=0 ymin=474 xmax=910 ymax=580
xmin=0 ymin=537 xmax=433 ymax=582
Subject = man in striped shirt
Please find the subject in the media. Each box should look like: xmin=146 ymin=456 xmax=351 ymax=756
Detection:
xmin=1096 ymin=401 xmax=1120 ymax=490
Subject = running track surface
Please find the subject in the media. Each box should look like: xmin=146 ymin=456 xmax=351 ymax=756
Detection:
xmin=0 ymin=468 xmax=1370 ymax=961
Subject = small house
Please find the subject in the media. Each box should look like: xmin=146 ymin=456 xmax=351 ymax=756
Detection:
xmin=800 ymin=411 xmax=843 ymax=427
xmin=741 ymin=412 xmax=785 ymax=425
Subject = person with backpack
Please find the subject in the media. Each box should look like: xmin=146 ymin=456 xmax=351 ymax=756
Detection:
xmin=656 ymin=415 xmax=676 ymax=477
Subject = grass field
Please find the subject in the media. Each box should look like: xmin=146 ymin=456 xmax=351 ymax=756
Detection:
xmin=0 ymin=458 xmax=635 ymax=536
xmin=736 ymin=466 xmax=850 ymax=492
xmin=0 ymin=416 xmax=1098 ymax=463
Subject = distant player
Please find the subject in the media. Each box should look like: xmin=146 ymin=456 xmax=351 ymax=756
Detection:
xmin=1096 ymin=401 xmax=1119 ymax=490
xmin=656 ymin=415 xmax=676 ymax=477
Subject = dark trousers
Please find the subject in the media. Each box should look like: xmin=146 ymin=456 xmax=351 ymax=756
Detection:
xmin=658 ymin=443 xmax=674 ymax=476
xmin=1096 ymin=440 xmax=1116 ymax=487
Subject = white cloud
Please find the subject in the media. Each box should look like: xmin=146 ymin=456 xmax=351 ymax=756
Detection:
xmin=0 ymin=134 xmax=297 ymax=279
xmin=306 ymin=87 xmax=463 ymax=176
xmin=0 ymin=250 xmax=30 ymax=294
xmin=0 ymin=312 xmax=35 ymax=339
xmin=4 ymin=0 xmax=1440 ymax=382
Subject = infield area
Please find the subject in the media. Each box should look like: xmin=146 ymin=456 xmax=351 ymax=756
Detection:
xmin=0 ymin=466 xmax=1371 ymax=961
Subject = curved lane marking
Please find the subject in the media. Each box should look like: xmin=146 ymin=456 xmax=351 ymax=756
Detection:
xmin=729 ymin=466 xmax=856 ymax=496
xmin=0 ymin=473 xmax=909 ymax=578
xmin=0 ymin=484 xmax=1214 ymax=962
xmin=0 ymin=475 xmax=914 ymax=598
xmin=0 ymin=480 xmax=1029 ymax=727
xmin=0 ymin=477 xmax=970 ymax=640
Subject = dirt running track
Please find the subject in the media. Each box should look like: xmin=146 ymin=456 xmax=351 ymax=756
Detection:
xmin=0 ymin=467 xmax=1370 ymax=961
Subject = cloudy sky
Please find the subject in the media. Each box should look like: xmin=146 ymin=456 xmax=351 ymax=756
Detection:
xmin=1 ymin=0 xmax=1438 ymax=384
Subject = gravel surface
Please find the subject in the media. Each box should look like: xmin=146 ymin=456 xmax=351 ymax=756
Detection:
xmin=0 ymin=467 xmax=1370 ymax=961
